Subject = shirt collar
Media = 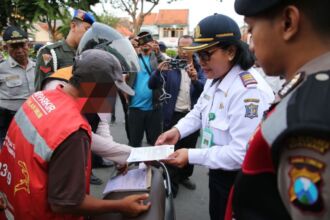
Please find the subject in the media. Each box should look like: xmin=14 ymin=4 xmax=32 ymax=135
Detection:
xmin=8 ymin=55 xmax=35 ymax=70
xmin=217 ymin=65 xmax=242 ymax=93
xmin=297 ymin=51 xmax=330 ymax=75
xmin=62 ymin=40 xmax=76 ymax=52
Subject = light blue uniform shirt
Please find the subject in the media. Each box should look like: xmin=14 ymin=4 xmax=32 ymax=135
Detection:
xmin=0 ymin=56 xmax=35 ymax=111
xmin=130 ymin=55 xmax=153 ymax=111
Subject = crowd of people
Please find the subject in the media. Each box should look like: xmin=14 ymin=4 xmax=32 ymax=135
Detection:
xmin=0 ymin=0 xmax=330 ymax=219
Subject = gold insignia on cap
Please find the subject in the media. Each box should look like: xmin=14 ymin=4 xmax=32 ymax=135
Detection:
xmin=194 ymin=25 xmax=201 ymax=38
xmin=12 ymin=30 xmax=22 ymax=38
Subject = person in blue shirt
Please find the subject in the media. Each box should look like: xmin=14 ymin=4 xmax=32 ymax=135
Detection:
xmin=126 ymin=32 xmax=165 ymax=147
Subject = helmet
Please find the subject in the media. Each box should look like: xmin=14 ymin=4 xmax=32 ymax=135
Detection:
xmin=77 ymin=22 xmax=140 ymax=74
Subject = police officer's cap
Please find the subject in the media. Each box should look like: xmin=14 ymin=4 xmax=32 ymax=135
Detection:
xmin=235 ymin=0 xmax=281 ymax=16
xmin=184 ymin=14 xmax=241 ymax=52
xmin=2 ymin=26 xmax=28 ymax=45
xmin=71 ymin=49 xmax=135 ymax=96
xmin=73 ymin=9 xmax=95 ymax=25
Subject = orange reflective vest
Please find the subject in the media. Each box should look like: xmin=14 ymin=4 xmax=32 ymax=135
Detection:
xmin=0 ymin=87 xmax=91 ymax=220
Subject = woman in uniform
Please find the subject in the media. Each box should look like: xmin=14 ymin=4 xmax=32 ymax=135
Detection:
xmin=156 ymin=14 xmax=275 ymax=220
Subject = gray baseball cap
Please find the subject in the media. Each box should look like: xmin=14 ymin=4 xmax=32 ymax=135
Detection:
xmin=70 ymin=49 xmax=135 ymax=96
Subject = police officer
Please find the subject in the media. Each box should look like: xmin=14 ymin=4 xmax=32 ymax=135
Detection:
xmin=0 ymin=26 xmax=35 ymax=145
xmin=225 ymin=1 xmax=330 ymax=220
xmin=34 ymin=9 xmax=95 ymax=91
xmin=156 ymin=14 xmax=274 ymax=220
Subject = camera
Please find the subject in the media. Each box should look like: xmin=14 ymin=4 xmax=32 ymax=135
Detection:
xmin=168 ymin=59 xmax=188 ymax=69
xmin=137 ymin=34 xmax=153 ymax=46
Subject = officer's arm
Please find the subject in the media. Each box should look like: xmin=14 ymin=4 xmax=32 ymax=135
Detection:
xmin=34 ymin=48 xmax=53 ymax=91
xmin=188 ymin=88 xmax=270 ymax=169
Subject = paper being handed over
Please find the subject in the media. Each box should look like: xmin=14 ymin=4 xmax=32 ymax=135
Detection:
xmin=127 ymin=145 xmax=174 ymax=163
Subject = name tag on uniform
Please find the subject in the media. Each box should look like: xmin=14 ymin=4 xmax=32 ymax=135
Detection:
xmin=200 ymin=127 xmax=213 ymax=149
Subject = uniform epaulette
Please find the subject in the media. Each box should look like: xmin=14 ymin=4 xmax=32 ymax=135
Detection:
xmin=239 ymin=72 xmax=257 ymax=88
xmin=46 ymin=41 xmax=62 ymax=49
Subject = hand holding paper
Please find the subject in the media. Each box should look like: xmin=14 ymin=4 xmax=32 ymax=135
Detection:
xmin=164 ymin=148 xmax=189 ymax=168
xmin=126 ymin=145 xmax=174 ymax=163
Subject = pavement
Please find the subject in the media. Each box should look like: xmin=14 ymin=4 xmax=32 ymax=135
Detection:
xmin=90 ymin=96 xmax=209 ymax=220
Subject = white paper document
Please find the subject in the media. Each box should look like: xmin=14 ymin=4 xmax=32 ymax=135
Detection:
xmin=103 ymin=167 xmax=151 ymax=195
xmin=127 ymin=145 xmax=174 ymax=163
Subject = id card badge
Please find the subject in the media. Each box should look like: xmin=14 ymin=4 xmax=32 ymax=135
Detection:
xmin=200 ymin=127 xmax=213 ymax=148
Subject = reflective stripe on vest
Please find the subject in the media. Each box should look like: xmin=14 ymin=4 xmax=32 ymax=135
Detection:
xmin=14 ymin=109 xmax=53 ymax=162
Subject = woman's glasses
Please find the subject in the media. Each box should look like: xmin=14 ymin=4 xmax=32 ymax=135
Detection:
xmin=197 ymin=47 xmax=219 ymax=62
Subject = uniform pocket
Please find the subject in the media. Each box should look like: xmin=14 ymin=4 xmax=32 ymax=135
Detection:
xmin=5 ymin=75 xmax=23 ymax=96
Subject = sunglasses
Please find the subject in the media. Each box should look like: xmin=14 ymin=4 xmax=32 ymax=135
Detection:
xmin=197 ymin=47 xmax=219 ymax=62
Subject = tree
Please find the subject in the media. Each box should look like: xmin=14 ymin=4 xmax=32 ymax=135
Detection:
xmin=99 ymin=13 xmax=120 ymax=28
xmin=108 ymin=0 xmax=177 ymax=34
xmin=0 ymin=0 xmax=101 ymax=41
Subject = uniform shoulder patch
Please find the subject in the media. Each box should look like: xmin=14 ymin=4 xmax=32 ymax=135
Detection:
xmin=239 ymin=72 xmax=257 ymax=88
xmin=288 ymin=156 xmax=325 ymax=213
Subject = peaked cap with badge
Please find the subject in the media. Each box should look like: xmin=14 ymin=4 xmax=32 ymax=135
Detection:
xmin=2 ymin=26 xmax=28 ymax=45
xmin=184 ymin=13 xmax=241 ymax=51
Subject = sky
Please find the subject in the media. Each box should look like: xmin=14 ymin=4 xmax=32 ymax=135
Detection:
xmin=92 ymin=0 xmax=245 ymax=31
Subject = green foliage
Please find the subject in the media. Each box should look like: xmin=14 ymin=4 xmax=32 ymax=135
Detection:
xmin=166 ymin=48 xmax=177 ymax=58
xmin=98 ymin=13 xmax=120 ymax=28
xmin=0 ymin=0 xmax=101 ymax=34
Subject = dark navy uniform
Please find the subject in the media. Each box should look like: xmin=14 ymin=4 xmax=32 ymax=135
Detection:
xmin=225 ymin=1 xmax=330 ymax=220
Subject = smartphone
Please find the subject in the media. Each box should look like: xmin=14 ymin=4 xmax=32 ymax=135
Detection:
xmin=137 ymin=34 xmax=153 ymax=46
xmin=168 ymin=59 xmax=188 ymax=69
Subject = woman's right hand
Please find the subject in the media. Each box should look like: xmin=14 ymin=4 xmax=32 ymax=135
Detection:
xmin=155 ymin=128 xmax=180 ymax=145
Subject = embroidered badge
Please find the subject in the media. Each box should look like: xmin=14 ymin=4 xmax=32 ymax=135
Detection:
xmin=42 ymin=54 xmax=52 ymax=66
xmin=194 ymin=25 xmax=201 ymax=38
xmin=39 ymin=66 xmax=51 ymax=74
xmin=286 ymin=136 xmax=330 ymax=154
xmin=239 ymin=72 xmax=257 ymax=88
xmin=244 ymin=98 xmax=260 ymax=103
xmin=11 ymin=30 xmax=22 ymax=38
xmin=245 ymin=103 xmax=258 ymax=119
xmin=289 ymin=156 xmax=325 ymax=213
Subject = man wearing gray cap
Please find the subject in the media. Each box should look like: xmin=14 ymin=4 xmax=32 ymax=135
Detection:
xmin=0 ymin=49 xmax=150 ymax=219
xmin=225 ymin=0 xmax=330 ymax=220
xmin=0 ymin=26 xmax=35 ymax=146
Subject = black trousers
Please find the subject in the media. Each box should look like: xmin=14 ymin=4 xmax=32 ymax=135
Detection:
xmin=209 ymin=169 xmax=239 ymax=220
xmin=0 ymin=108 xmax=16 ymax=147
xmin=118 ymin=90 xmax=130 ymax=141
xmin=165 ymin=111 xmax=199 ymax=194
xmin=127 ymin=107 xmax=163 ymax=147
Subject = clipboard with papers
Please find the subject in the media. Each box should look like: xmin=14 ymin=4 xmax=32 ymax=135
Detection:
xmin=103 ymin=167 xmax=152 ymax=194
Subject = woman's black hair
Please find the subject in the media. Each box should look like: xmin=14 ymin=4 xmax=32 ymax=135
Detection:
xmin=218 ymin=40 xmax=255 ymax=70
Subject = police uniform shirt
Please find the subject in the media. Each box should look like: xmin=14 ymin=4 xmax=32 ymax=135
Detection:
xmin=34 ymin=40 xmax=75 ymax=91
xmin=274 ymin=52 xmax=330 ymax=220
xmin=175 ymin=65 xmax=275 ymax=170
xmin=0 ymin=56 xmax=35 ymax=111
